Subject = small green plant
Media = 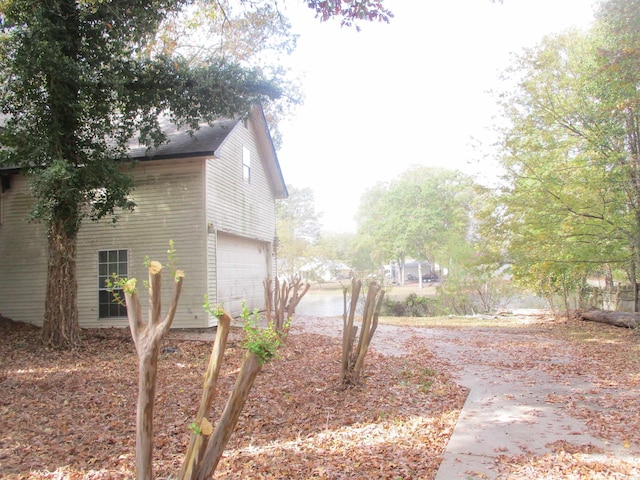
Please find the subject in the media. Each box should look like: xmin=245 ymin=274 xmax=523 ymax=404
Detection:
xmin=104 ymin=274 xmax=131 ymax=306
xmin=241 ymin=303 xmax=282 ymax=364
xmin=188 ymin=422 xmax=202 ymax=435
xmin=399 ymin=363 xmax=437 ymax=394
xmin=203 ymin=295 xmax=225 ymax=319
xmin=416 ymin=367 xmax=438 ymax=393
xmin=105 ymin=240 xmax=179 ymax=304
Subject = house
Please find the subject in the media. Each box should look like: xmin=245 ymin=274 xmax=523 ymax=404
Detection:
xmin=0 ymin=105 xmax=287 ymax=328
xmin=299 ymin=260 xmax=353 ymax=282
xmin=385 ymin=260 xmax=437 ymax=284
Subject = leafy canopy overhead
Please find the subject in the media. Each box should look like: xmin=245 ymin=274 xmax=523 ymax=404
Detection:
xmin=306 ymin=0 xmax=393 ymax=29
xmin=0 ymin=0 xmax=281 ymax=234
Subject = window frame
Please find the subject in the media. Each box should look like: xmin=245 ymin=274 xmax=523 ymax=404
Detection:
xmin=97 ymin=249 xmax=129 ymax=319
xmin=242 ymin=145 xmax=251 ymax=184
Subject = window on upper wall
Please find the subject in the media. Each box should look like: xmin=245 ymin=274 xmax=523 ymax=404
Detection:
xmin=242 ymin=146 xmax=251 ymax=184
xmin=98 ymin=249 xmax=128 ymax=318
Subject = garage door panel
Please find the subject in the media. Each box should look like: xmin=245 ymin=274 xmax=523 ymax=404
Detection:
xmin=217 ymin=233 xmax=268 ymax=316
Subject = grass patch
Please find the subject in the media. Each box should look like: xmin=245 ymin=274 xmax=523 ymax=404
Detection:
xmin=378 ymin=316 xmax=534 ymax=328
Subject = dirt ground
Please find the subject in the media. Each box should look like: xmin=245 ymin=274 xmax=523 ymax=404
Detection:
xmin=291 ymin=312 xmax=640 ymax=479
xmin=1 ymin=316 xmax=464 ymax=479
xmin=2 ymin=312 xmax=640 ymax=479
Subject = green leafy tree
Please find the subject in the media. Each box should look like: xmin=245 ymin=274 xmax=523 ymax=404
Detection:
xmin=275 ymin=184 xmax=322 ymax=277
xmin=0 ymin=0 xmax=280 ymax=348
xmin=491 ymin=0 xmax=640 ymax=310
xmin=356 ymin=166 xmax=476 ymax=286
xmin=355 ymin=182 xmax=400 ymax=270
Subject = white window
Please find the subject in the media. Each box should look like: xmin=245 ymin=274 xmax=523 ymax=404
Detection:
xmin=98 ymin=249 xmax=128 ymax=318
xmin=242 ymin=146 xmax=251 ymax=184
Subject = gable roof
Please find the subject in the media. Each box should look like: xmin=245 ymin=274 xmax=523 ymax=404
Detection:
xmin=127 ymin=118 xmax=238 ymax=161
xmin=0 ymin=105 xmax=288 ymax=199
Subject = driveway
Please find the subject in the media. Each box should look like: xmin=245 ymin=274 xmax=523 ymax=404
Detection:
xmin=291 ymin=313 xmax=640 ymax=479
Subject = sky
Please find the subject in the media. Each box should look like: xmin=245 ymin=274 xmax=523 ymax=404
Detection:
xmin=274 ymin=0 xmax=598 ymax=233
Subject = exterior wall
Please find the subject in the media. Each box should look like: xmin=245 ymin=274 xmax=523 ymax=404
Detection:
xmin=216 ymin=232 xmax=270 ymax=315
xmin=1 ymin=114 xmax=282 ymax=328
xmin=205 ymin=117 xmax=277 ymax=318
xmin=77 ymin=158 xmax=208 ymax=328
xmin=0 ymin=175 xmax=48 ymax=325
xmin=207 ymin=119 xmax=277 ymax=240
xmin=0 ymin=158 xmax=209 ymax=329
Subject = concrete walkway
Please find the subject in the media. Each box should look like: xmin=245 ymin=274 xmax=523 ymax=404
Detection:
xmin=429 ymin=328 xmax=631 ymax=479
xmin=289 ymin=315 xmax=639 ymax=479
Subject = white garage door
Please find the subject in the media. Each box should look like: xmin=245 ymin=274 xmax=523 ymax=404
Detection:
xmin=217 ymin=233 xmax=269 ymax=316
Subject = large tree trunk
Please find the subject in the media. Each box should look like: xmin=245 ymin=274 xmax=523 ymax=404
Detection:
xmin=42 ymin=218 xmax=81 ymax=348
xmin=580 ymin=309 xmax=640 ymax=328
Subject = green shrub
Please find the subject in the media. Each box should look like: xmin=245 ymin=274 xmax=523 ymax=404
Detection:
xmin=382 ymin=293 xmax=433 ymax=317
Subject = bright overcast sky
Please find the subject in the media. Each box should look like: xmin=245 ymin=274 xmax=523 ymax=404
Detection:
xmin=276 ymin=0 xmax=597 ymax=233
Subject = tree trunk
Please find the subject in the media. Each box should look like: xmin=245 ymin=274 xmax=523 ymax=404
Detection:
xmin=341 ymin=278 xmax=384 ymax=385
xmin=135 ymin=336 xmax=160 ymax=480
xmin=179 ymin=312 xmax=232 ymax=480
xmin=264 ymin=276 xmax=310 ymax=335
xmin=341 ymin=277 xmax=361 ymax=382
xmin=42 ymin=218 xmax=81 ymax=348
xmin=350 ymin=282 xmax=384 ymax=383
xmin=580 ymin=309 xmax=639 ymax=328
xmin=194 ymin=352 xmax=263 ymax=480
xmin=125 ymin=261 xmax=184 ymax=480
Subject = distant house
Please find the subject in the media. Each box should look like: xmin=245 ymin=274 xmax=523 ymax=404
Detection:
xmin=0 ymin=105 xmax=287 ymax=328
xmin=404 ymin=260 xmax=437 ymax=282
xmin=385 ymin=260 xmax=437 ymax=284
xmin=299 ymin=260 xmax=353 ymax=282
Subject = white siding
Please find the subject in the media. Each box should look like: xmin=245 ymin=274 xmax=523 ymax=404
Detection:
xmin=77 ymin=159 xmax=208 ymax=328
xmin=216 ymin=233 xmax=269 ymax=315
xmin=1 ymin=112 xmax=282 ymax=329
xmin=0 ymin=175 xmax=48 ymax=325
xmin=205 ymin=116 xmax=277 ymax=317
xmin=206 ymin=119 xmax=277 ymax=241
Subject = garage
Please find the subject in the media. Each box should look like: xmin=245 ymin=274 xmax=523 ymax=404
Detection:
xmin=216 ymin=232 xmax=270 ymax=316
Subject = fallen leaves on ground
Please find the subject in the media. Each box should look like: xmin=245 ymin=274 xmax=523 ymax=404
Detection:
xmin=3 ymin=313 xmax=640 ymax=479
xmin=0 ymin=317 xmax=466 ymax=479
xmin=484 ymin=315 xmax=640 ymax=478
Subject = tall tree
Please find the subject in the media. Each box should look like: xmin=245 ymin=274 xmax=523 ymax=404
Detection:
xmin=492 ymin=0 xmax=640 ymax=309
xmin=0 ymin=0 xmax=280 ymax=348
xmin=275 ymin=185 xmax=322 ymax=277
xmin=356 ymin=166 xmax=475 ymax=285
xmin=355 ymin=182 xmax=400 ymax=271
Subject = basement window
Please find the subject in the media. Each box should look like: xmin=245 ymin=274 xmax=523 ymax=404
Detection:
xmin=98 ymin=249 xmax=128 ymax=318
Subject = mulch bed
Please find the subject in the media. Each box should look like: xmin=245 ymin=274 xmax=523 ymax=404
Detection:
xmin=0 ymin=317 xmax=466 ymax=479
